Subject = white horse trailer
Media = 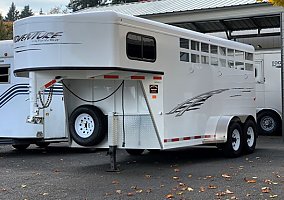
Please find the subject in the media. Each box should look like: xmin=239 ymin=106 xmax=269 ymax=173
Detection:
xmin=13 ymin=11 xmax=257 ymax=170
xmin=255 ymin=49 xmax=282 ymax=135
xmin=0 ymin=40 xmax=67 ymax=150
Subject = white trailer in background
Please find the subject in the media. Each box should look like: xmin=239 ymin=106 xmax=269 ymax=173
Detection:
xmin=13 ymin=11 xmax=257 ymax=170
xmin=255 ymin=49 xmax=282 ymax=135
xmin=0 ymin=40 xmax=67 ymax=150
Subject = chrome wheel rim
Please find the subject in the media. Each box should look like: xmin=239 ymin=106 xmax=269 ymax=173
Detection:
xmin=75 ymin=113 xmax=95 ymax=138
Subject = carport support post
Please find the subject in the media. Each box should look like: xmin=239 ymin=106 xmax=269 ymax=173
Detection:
xmin=107 ymin=112 xmax=119 ymax=172
xmin=280 ymin=11 xmax=284 ymax=142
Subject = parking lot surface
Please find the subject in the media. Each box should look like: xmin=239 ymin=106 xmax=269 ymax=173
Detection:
xmin=0 ymin=136 xmax=283 ymax=200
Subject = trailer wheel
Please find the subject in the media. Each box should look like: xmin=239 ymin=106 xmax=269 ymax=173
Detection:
xmin=257 ymin=111 xmax=281 ymax=136
xmin=12 ymin=144 xmax=30 ymax=150
xmin=126 ymin=149 xmax=145 ymax=155
xmin=243 ymin=119 xmax=257 ymax=154
xmin=69 ymin=105 xmax=107 ymax=146
xmin=222 ymin=121 xmax=243 ymax=157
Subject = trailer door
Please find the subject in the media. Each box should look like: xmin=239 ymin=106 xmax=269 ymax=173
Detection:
xmin=255 ymin=60 xmax=265 ymax=109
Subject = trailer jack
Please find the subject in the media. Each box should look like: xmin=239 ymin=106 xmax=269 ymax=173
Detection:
xmin=107 ymin=145 xmax=120 ymax=172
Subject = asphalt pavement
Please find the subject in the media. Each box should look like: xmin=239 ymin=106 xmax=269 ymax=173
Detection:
xmin=0 ymin=136 xmax=283 ymax=200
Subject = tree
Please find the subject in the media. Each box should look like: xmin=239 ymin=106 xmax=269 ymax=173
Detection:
xmin=112 ymin=0 xmax=138 ymax=4
xmin=0 ymin=14 xmax=13 ymax=40
xmin=39 ymin=8 xmax=44 ymax=15
xmin=49 ymin=6 xmax=69 ymax=14
xmin=19 ymin=5 xmax=34 ymax=19
xmin=258 ymin=0 xmax=284 ymax=6
xmin=268 ymin=0 xmax=284 ymax=6
xmin=5 ymin=2 xmax=19 ymax=21
xmin=67 ymin=0 xmax=103 ymax=12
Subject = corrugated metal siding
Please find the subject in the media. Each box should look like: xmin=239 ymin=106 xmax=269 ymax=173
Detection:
xmin=82 ymin=0 xmax=260 ymax=16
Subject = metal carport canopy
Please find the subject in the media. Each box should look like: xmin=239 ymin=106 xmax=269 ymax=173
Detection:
xmin=84 ymin=1 xmax=283 ymax=38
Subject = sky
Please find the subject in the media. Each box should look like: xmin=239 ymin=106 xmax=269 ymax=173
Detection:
xmin=0 ymin=0 xmax=70 ymax=16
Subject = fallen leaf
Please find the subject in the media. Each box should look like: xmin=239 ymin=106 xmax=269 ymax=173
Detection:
xmin=127 ymin=192 xmax=134 ymax=196
xmin=222 ymin=174 xmax=231 ymax=178
xmin=199 ymin=187 xmax=205 ymax=192
xmin=179 ymin=182 xmax=185 ymax=186
xmin=270 ymin=194 xmax=278 ymax=198
xmin=112 ymin=180 xmax=119 ymax=184
xmin=165 ymin=194 xmax=174 ymax=199
xmin=105 ymin=192 xmax=111 ymax=196
xmin=21 ymin=185 xmax=27 ymax=188
xmin=264 ymin=179 xmax=278 ymax=185
xmin=244 ymin=178 xmax=257 ymax=183
xmin=261 ymin=187 xmax=271 ymax=193
xmin=145 ymin=175 xmax=151 ymax=178
xmin=208 ymin=185 xmax=217 ymax=189
xmin=187 ymin=187 xmax=194 ymax=192
xmin=226 ymin=189 xmax=234 ymax=194
xmin=116 ymin=190 xmax=122 ymax=194
xmin=216 ymin=192 xmax=226 ymax=196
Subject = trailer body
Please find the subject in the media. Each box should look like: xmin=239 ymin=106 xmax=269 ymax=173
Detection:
xmin=255 ymin=49 xmax=282 ymax=135
xmin=13 ymin=11 xmax=257 ymax=165
xmin=0 ymin=40 xmax=66 ymax=148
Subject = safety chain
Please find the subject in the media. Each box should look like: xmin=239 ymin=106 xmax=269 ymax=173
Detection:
xmin=38 ymin=87 xmax=53 ymax=109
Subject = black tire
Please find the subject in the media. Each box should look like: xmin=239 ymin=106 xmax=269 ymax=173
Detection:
xmin=12 ymin=144 xmax=30 ymax=150
xmin=126 ymin=149 xmax=145 ymax=155
xmin=69 ymin=105 xmax=107 ymax=146
xmin=257 ymin=111 xmax=281 ymax=136
xmin=35 ymin=142 xmax=50 ymax=148
xmin=222 ymin=121 xmax=243 ymax=157
xmin=243 ymin=119 xmax=257 ymax=154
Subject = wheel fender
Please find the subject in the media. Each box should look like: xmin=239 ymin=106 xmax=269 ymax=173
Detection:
xmin=215 ymin=116 xmax=236 ymax=143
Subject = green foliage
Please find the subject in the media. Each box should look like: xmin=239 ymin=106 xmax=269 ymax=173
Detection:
xmin=67 ymin=0 xmax=103 ymax=12
xmin=112 ymin=0 xmax=139 ymax=4
xmin=5 ymin=2 xmax=19 ymax=21
xmin=0 ymin=14 xmax=13 ymax=40
xmin=19 ymin=5 xmax=34 ymax=19
xmin=68 ymin=0 xmax=139 ymax=12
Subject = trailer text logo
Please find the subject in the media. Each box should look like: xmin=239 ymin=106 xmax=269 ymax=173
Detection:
xmin=14 ymin=31 xmax=63 ymax=43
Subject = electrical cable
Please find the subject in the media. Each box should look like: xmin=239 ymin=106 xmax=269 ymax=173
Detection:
xmin=61 ymin=80 xmax=124 ymax=103
xmin=122 ymin=81 xmax=125 ymax=147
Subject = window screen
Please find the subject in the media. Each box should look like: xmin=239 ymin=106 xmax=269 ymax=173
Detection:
xmin=0 ymin=66 xmax=9 ymax=83
xmin=126 ymin=32 xmax=156 ymax=62
xmin=180 ymin=38 xmax=189 ymax=49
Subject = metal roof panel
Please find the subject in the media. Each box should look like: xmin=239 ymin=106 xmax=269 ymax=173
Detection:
xmin=82 ymin=0 xmax=261 ymax=16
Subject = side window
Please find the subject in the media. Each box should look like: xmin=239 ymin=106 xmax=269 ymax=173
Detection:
xmin=180 ymin=52 xmax=189 ymax=62
xmin=191 ymin=40 xmax=200 ymax=51
xmin=180 ymin=38 xmax=189 ymax=49
xmin=0 ymin=65 xmax=10 ymax=83
xmin=126 ymin=32 xmax=156 ymax=62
